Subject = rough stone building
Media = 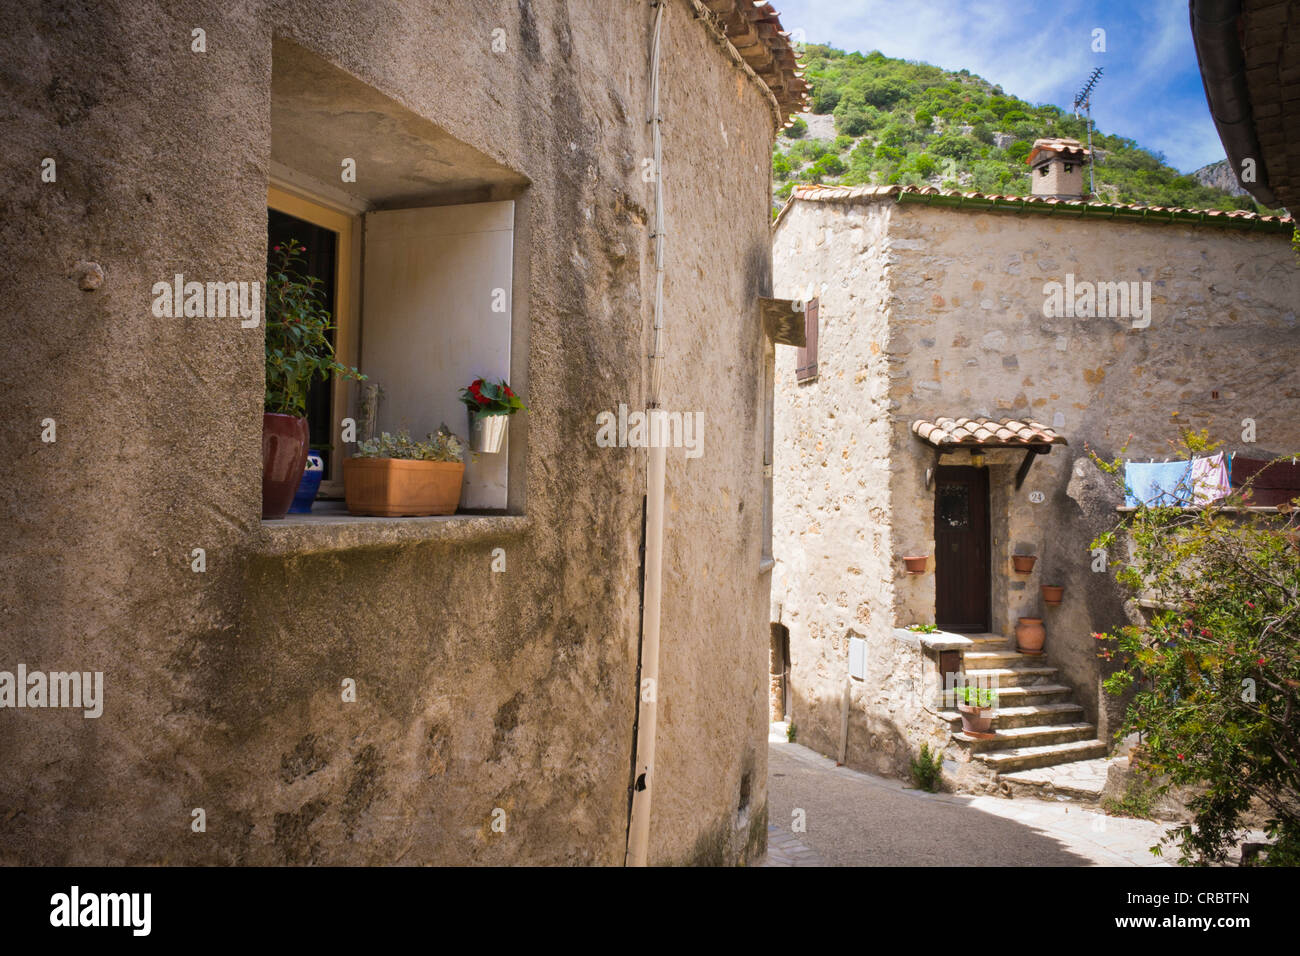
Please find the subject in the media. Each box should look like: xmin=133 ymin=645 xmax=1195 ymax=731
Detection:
xmin=768 ymin=144 xmax=1299 ymax=787
xmin=1 ymin=0 xmax=809 ymax=865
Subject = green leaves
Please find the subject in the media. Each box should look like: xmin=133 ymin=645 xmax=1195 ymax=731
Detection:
xmin=1095 ymin=440 xmax=1300 ymax=864
xmin=459 ymin=378 xmax=526 ymax=418
xmin=353 ymin=427 xmax=464 ymax=463
xmin=773 ymin=46 xmax=1275 ymax=213
xmin=264 ymin=239 xmax=365 ymax=418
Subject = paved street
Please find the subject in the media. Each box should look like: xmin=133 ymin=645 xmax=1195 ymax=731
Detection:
xmin=760 ymin=735 xmax=1177 ymax=867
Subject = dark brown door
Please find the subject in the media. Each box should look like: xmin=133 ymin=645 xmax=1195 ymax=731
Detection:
xmin=935 ymin=466 xmax=990 ymax=633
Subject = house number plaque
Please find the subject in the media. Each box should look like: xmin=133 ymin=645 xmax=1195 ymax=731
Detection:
xmin=1028 ymin=491 xmax=1045 ymax=503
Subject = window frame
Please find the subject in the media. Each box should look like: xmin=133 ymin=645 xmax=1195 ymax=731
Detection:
xmin=267 ymin=182 xmax=361 ymax=497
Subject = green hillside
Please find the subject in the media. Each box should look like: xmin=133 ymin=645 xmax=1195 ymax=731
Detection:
xmin=774 ymin=45 xmax=1279 ymax=215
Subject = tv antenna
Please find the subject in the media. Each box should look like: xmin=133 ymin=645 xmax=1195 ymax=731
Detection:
xmin=1072 ymin=67 xmax=1103 ymax=196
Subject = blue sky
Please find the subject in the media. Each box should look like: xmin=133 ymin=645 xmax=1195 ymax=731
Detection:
xmin=774 ymin=0 xmax=1224 ymax=173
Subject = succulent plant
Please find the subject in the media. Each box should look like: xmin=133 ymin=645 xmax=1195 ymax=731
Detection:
xmin=354 ymin=425 xmax=464 ymax=463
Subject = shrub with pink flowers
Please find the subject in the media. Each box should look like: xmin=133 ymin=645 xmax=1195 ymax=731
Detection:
xmin=1091 ymin=430 xmax=1300 ymax=865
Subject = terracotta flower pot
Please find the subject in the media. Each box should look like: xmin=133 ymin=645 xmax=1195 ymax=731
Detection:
xmin=903 ymin=555 xmax=928 ymax=574
xmin=1016 ymin=616 xmax=1046 ymax=655
xmin=958 ymin=703 xmax=996 ymax=739
xmin=262 ymin=412 xmax=310 ymax=520
xmin=343 ymin=458 xmax=464 ymax=516
xmin=1042 ymin=585 xmax=1065 ymax=606
xmin=1012 ymin=554 xmax=1037 ymax=574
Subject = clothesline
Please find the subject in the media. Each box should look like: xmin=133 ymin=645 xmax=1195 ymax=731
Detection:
xmin=1124 ymin=453 xmax=1300 ymax=509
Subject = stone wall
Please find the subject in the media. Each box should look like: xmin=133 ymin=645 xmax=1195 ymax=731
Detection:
xmin=0 ymin=0 xmax=777 ymax=865
xmin=773 ymin=193 xmax=1300 ymax=779
xmin=769 ymin=199 xmax=917 ymax=767
xmin=886 ymin=201 xmax=1300 ymax=739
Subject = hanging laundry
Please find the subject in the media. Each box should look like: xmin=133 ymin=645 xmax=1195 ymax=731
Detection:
xmin=1191 ymin=452 xmax=1230 ymax=505
xmin=1124 ymin=459 xmax=1194 ymax=508
xmin=1231 ymin=456 xmax=1300 ymax=507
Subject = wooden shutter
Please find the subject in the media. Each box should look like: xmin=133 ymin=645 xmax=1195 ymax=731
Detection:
xmin=795 ymin=297 xmax=819 ymax=382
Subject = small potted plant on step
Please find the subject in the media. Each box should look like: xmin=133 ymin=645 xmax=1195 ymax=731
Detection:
xmin=343 ymin=427 xmax=466 ymax=516
xmin=954 ymin=684 xmax=998 ymax=739
xmin=460 ymin=377 xmax=526 ymax=454
xmin=263 ymin=239 xmax=364 ymax=519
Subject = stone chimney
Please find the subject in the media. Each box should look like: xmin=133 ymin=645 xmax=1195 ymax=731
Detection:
xmin=1026 ymin=137 xmax=1091 ymax=199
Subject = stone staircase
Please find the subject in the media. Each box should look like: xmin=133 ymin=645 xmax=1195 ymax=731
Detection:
xmin=939 ymin=633 xmax=1107 ymax=774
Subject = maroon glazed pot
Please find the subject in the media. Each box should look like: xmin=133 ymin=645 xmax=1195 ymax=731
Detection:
xmin=262 ymin=413 xmax=310 ymax=519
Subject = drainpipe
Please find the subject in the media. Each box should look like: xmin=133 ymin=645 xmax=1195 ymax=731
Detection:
xmin=625 ymin=0 xmax=667 ymax=868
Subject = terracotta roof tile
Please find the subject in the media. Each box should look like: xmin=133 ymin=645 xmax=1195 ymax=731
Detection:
xmin=773 ymin=183 xmax=1294 ymax=232
xmin=697 ymin=1 xmax=809 ymax=124
xmin=911 ymin=417 xmax=1067 ymax=448
xmin=1026 ymin=137 xmax=1091 ymax=166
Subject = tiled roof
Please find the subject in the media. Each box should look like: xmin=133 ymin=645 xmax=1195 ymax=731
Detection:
xmin=1240 ymin=0 xmax=1300 ymax=210
xmin=1026 ymin=137 xmax=1091 ymax=166
xmin=695 ymin=1 xmax=809 ymax=124
xmin=911 ymin=417 xmax=1068 ymax=448
xmin=773 ymin=183 xmax=1294 ymax=232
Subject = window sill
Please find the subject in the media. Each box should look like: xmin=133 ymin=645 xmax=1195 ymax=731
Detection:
xmin=258 ymin=501 xmax=529 ymax=557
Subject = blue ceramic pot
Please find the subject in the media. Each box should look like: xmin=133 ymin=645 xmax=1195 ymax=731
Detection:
xmin=289 ymin=452 xmax=325 ymax=514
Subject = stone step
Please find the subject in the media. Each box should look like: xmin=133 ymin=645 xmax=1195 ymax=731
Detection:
xmin=964 ymin=632 xmax=1011 ymax=646
xmin=991 ymin=683 xmax=1075 ymax=706
xmin=999 ymin=758 xmax=1112 ymax=804
xmin=938 ymin=701 xmax=1084 ymax=729
xmin=955 ymin=721 xmax=1096 ymax=752
xmin=963 ymin=665 xmax=1058 ymax=687
xmin=976 ymin=738 xmax=1109 ymax=773
xmin=964 ymin=649 xmax=1036 ymax=668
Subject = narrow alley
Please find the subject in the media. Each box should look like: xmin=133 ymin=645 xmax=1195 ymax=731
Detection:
xmin=760 ymin=728 xmax=1176 ymax=867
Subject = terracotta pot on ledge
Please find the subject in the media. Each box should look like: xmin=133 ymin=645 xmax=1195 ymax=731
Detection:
xmin=343 ymin=458 xmax=465 ymax=517
xmin=1016 ymin=617 xmax=1046 ymax=655
xmin=1012 ymin=554 xmax=1037 ymax=574
xmin=903 ymin=555 xmax=928 ymax=574
xmin=1042 ymin=584 xmax=1065 ymax=606
xmin=958 ymin=703 xmax=996 ymax=739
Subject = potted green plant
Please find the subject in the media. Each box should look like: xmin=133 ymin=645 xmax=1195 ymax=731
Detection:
xmin=343 ymin=427 xmax=465 ymax=516
xmin=459 ymin=377 xmax=526 ymax=454
xmin=263 ymin=239 xmax=364 ymax=519
xmin=954 ymin=684 xmax=998 ymax=738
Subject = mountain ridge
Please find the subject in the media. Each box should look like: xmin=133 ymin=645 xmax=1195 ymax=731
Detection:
xmin=774 ymin=45 xmax=1277 ymax=216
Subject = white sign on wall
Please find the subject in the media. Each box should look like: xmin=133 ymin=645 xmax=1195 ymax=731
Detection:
xmin=848 ymin=636 xmax=867 ymax=680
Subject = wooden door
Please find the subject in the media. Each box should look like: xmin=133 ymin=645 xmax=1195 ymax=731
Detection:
xmin=935 ymin=466 xmax=990 ymax=633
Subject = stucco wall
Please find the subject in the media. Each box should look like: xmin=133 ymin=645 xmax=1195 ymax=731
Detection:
xmin=0 ymin=0 xmax=775 ymax=865
xmin=773 ymin=194 xmax=1300 ymax=779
